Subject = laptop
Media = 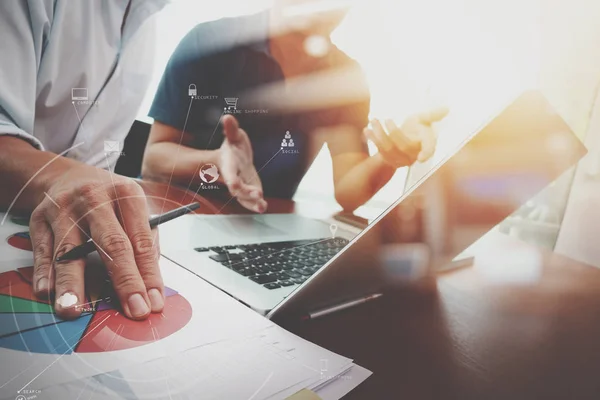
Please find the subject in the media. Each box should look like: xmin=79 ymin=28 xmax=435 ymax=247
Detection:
xmin=159 ymin=90 xmax=587 ymax=318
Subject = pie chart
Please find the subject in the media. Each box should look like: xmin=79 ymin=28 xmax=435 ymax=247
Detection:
xmin=0 ymin=266 xmax=192 ymax=354
xmin=7 ymin=231 xmax=33 ymax=252
xmin=10 ymin=215 xmax=30 ymax=227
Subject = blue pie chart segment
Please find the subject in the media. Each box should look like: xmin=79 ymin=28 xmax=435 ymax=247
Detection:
xmin=0 ymin=314 xmax=92 ymax=354
xmin=0 ymin=313 xmax=66 ymax=338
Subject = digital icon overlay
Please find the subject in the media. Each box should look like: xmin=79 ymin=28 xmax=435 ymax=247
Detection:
xmin=71 ymin=88 xmax=89 ymax=101
xmin=281 ymin=131 xmax=295 ymax=149
xmin=199 ymin=164 xmax=219 ymax=184
xmin=224 ymin=98 xmax=239 ymax=113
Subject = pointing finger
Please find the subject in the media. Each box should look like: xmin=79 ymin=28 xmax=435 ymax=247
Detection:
xmin=417 ymin=107 xmax=449 ymax=125
xmin=369 ymin=120 xmax=395 ymax=153
xmin=417 ymin=125 xmax=437 ymax=162
xmin=30 ymin=208 xmax=55 ymax=299
xmin=385 ymin=119 xmax=421 ymax=160
xmin=51 ymin=215 xmax=87 ymax=319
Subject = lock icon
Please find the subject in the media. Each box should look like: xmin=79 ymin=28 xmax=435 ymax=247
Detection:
xmin=188 ymin=84 xmax=197 ymax=97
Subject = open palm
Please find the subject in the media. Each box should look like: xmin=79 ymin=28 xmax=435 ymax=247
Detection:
xmin=218 ymin=115 xmax=267 ymax=213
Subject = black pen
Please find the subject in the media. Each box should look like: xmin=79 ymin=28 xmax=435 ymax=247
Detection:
xmin=55 ymin=202 xmax=201 ymax=262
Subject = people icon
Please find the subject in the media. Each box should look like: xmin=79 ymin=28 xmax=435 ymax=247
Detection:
xmin=281 ymin=131 xmax=294 ymax=148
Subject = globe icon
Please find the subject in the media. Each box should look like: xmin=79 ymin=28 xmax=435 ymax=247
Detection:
xmin=199 ymin=164 xmax=219 ymax=184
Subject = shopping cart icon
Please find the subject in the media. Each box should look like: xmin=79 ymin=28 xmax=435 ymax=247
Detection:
xmin=224 ymin=97 xmax=239 ymax=112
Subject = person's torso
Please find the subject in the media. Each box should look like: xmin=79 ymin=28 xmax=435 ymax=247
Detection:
xmin=32 ymin=0 xmax=166 ymax=168
xmin=187 ymin=14 xmax=364 ymax=198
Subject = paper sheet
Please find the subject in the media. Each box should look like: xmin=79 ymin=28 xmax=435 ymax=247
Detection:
xmin=0 ymin=213 xmax=371 ymax=400
xmin=0 ymin=215 xmax=38 ymax=269
xmin=15 ymin=325 xmax=357 ymax=400
xmin=315 ymin=364 xmax=372 ymax=400
xmin=0 ymin=214 xmax=273 ymax=397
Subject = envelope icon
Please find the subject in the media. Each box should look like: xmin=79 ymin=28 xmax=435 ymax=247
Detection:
xmin=104 ymin=140 xmax=121 ymax=153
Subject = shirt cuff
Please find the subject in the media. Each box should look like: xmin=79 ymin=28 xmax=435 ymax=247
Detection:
xmin=0 ymin=125 xmax=44 ymax=151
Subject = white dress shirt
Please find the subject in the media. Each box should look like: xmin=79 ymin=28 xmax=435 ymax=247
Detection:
xmin=0 ymin=0 xmax=169 ymax=168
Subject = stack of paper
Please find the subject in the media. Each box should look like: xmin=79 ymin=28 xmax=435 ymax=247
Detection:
xmin=23 ymin=325 xmax=371 ymax=399
xmin=0 ymin=213 xmax=370 ymax=399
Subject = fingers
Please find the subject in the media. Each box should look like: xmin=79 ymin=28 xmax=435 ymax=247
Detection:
xmin=219 ymin=117 xmax=266 ymax=212
xmin=222 ymin=115 xmax=242 ymax=144
xmin=416 ymin=124 xmax=437 ymax=162
xmin=86 ymin=198 xmax=152 ymax=321
xmin=218 ymin=140 xmax=243 ymax=193
xmin=365 ymin=120 xmax=414 ymax=167
xmin=384 ymin=119 xmax=421 ymax=160
xmin=229 ymin=180 xmax=267 ymax=213
xmin=51 ymin=216 xmax=87 ymax=319
xmin=367 ymin=119 xmax=396 ymax=153
xmin=30 ymin=209 xmax=55 ymax=299
xmin=218 ymin=146 xmax=266 ymax=212
xmin=417 ymin=107 xmax=449 ymax=125
xmin=368 ymin=110 xmax=445 ymax=166
xmin=115 ymin=184 xmax=164 ymax=313
xmin=237 ymin=189 xmax=268 ymax=213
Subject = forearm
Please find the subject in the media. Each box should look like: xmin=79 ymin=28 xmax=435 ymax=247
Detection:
xmin=0 ymin=136 xmax=77 ymax=213
xmin=335 ymin=153 xmax=396 ymax=212
xmin=142 ymin=142 xmax=220 ymax=186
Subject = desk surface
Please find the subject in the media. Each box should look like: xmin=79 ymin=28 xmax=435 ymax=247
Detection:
xmin=140 ymin=180 xmax=600 ymax=400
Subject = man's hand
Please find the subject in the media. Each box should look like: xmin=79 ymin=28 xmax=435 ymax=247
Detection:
xmin=217 ymin=115 xmax=267 ymax=213
xmin=364 ymin=107 xmax=449 ymax=168
xmin=29 ymin=166 xmax=164 ymax=320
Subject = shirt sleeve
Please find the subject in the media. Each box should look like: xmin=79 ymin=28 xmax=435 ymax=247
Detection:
xmin=149 ymin=24 xmax=222 ymax=137
xmin=0 ymin=0 xmax=50 ymax=150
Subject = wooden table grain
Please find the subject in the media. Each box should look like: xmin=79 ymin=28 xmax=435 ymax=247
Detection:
xmin=140 ymin=180 xmax=600 ymax=400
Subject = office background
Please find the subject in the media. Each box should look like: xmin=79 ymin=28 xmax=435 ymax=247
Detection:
xmin=118 ymin=0 xmax=600 ymax=254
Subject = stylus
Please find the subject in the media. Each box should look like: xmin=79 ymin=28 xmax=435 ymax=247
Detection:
xmin=301 ymin=293 xmax=383 ymax=320
xmin=55 ymin=202 xmax=201 ymax=262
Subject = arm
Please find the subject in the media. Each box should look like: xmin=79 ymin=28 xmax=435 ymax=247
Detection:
xmin=142 ymin=121 xmax=220 ymax=186
xmin=332 ymin=150 xmax=397 ymax=212
xmin=325 ymin=125 xmax=396 ymax=212
xmin=0 ymin=137 xmax=76 ymax=213
xmin=144 ymin=23 xmax=266 ymax=212
xmin=329 ymin=109 xmax=448 ymax=212
xmin=0 ymin=137 xmax=165 ymax=321
xmin=0 ymin=2 xmax=164 ymax=321
xmin=143 ymin=117 xmax=268 ymax=213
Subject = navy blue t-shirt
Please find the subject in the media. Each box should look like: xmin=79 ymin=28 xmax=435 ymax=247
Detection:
xmin=149 ymin=12 xmax=370 ymax=199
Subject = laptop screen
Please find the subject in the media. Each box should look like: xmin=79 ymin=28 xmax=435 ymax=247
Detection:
xmin=268 ymin=90 xmax=588 ymax=317
xmin=375 ymin=90 xmax=587 ymax=267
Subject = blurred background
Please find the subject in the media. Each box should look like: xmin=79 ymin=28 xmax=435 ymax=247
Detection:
xmin=134 ymin=0 xmax=600 ymax=252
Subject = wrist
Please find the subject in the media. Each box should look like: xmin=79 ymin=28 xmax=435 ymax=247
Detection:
xmin=28 ymin=155 xmax=75 ymax=205
xmin=0 ymin=137 xmax=76 ymax=209
xmin=373 ymin=152 xmax=397 ymax=171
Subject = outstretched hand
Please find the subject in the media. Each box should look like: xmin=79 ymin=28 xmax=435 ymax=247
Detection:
xmin=364 ymin=107 xmax=449 ymax=168
xmin=217 ymin=115 xmax=268 ymax=213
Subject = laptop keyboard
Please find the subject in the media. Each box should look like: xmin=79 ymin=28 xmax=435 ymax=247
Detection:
xmin=194 ymin=238 xmax=349 ymax=290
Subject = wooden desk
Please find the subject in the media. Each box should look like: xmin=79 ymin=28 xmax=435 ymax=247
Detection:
xmin=140 ymin=181 xmax=600 ymax=400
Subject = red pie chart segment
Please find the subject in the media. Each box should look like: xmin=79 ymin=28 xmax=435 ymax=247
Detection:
xmin=7 ymin=231 xmax=33 ymax=251
xmin=76 ymin=293 xmax=192 ymax=353
xmin=0 ymin=269 xmax=51 ymax=304
xmin=0 ymin=266 xmax=192 ymax=355
xmin=17 ymin=266 xmax=34 ymax=284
